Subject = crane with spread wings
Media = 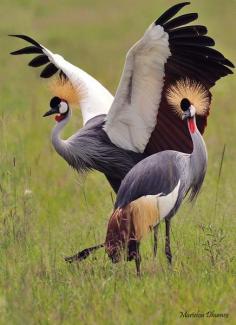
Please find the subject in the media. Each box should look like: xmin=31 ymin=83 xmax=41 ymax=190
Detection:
xmin=10 ymin=2 xmax=233 ymax=257
xmin=10 ymin=2 xmax=233 ymax=190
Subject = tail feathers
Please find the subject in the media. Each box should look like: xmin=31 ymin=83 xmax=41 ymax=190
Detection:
xmin=130 ymin=196 xmax=160 ymax=240
xmin=105 ymin=207 xmax=134 ymax=263
xmin=105 ymin=196 xmax=159 ymax=263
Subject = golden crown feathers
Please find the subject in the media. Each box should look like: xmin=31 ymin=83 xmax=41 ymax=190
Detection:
xmin=166 ymin=79 xmax=210 ymax=117
xmin=49 ymin=76 xmax=82 ymax=105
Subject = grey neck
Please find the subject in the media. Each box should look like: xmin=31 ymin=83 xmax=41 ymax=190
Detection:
xmin=51 ymin=110 xmax=71 ymax=160
xmin=189 ymin=116 xmax=208 ymax=189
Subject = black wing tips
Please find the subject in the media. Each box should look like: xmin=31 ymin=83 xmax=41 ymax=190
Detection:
xmin=9 ymin=34 xmax=65 ymax=79
xmin=154 ymin=2 xmax=234 ymax=83
xmin=10 ymin=46 xmax=42 ymax=55
xmin=10 ymin=35 xmax=43 ymax=56
xmin=9 ymin=34 xmax=43 ymax=57
xmin=172 ymin=35 xmax=215 ymax=47
xmin=224 ymin=58 xmax=235 ymax=69
xmin=28 ymin=54 xmax=50 ymax=67
xmin=40 ymin=63 xmax=59 ymax=78
xmin=154 ymin=2 xmax=197 ymax=31
xmin=9 ymin=34 xmax=42 ymax=48
xmin=155 ymin=2 xmax=190 ymax=26
xmin=163 ymin=13 xmax=198 ymax=30
xmin=169 ymin=25 xmax=208 ymax=39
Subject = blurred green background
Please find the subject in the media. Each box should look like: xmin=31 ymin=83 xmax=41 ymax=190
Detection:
xmin=0 ymin=0 xmax=235 ymax=324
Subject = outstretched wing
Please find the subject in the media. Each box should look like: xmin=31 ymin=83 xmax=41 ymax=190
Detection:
xmin=10 ymin=35 xmax=114 ymax=124
xmin=104 ymin=2 xmax=234 ymax=154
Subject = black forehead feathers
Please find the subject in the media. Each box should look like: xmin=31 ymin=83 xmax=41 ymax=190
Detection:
xmin=180 ymin=98 xmax=191 ymax=111
xmin=50 ymin=96 xmax=61 ymax=108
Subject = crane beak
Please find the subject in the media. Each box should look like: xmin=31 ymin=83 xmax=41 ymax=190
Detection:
xmin=43 ymin=107 xmax=58 ymax=117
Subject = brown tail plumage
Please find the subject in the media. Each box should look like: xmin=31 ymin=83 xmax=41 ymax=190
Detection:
xmin=105 ymin=206 xmax=136 ymax=263
xmin=105 ymin=197 xmax=159 ymax=263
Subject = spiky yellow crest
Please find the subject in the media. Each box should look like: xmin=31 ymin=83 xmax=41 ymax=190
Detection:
xmin=166 ymin=79 xmax=210 ymax=117
xmin=49 ymin=77 xmax=82 ymax=106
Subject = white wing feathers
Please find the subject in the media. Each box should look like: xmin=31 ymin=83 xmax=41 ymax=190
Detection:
xmin=42 ymin=46 xmax=114 ymax=124
xmin=104 ymin=24 xmax=170 ymax=153
xmin=10 ymin=34 xmax=114 ymax=125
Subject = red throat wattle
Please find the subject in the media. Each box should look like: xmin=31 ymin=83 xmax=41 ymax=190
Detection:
xmin=55 ymin=114 xmax=66 ymax=122
xmin=188 ymin=118 xmax=196 ymax=134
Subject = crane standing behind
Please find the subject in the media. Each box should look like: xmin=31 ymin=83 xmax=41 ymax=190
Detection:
xmin=10 ymin=2 xmax=234 ymax=193
xmin=10 ymin=2 xmax=233 ymax=260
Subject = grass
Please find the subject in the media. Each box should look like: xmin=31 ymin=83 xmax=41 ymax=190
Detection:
xmin=0 ymin=0 xmax=236 ymax=324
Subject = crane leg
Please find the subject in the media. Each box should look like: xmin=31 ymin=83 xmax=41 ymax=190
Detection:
xmin=127 ymin=239 xmax=141 ymax=276
xmin=64 ymin=243 xmax=104 ymax=263
xmin=135 ymin=242 xmax=141 ymax=276
xmin=153 ymin=224 xmax=159 ymax=258
xmin=165 ymin=219 xmax=172 ymax=265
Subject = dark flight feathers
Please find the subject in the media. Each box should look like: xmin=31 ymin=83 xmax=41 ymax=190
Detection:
xmin=153 ymin=2 xmax=234 ymax=86
xmin=155 ymin=2 xmax=191 ymax=26
xmin=28 ymin=54 xmax=50 ymax=67
xmin=145 ymin=2 xmax=234 ymax=156
xmin=9 ymin=34 xmax=42 ymax=48
xmin=9 ymin=34 xmax=68 ymax=80
xmin=40 ymin=63 xmax=59 ymax=78
xmin=9 ymin=3 xmax=234 ymax=158
xmin=11 ymin=46 xmax=42 ymax=55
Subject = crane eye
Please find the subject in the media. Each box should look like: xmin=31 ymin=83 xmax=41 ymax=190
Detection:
xmin=59 ymin=101 xmax=68 ymax=114
xmin=180 ymin=98 xmax=191 ymax=111
xmin=50 ymin=96 xmax=61 ymax=108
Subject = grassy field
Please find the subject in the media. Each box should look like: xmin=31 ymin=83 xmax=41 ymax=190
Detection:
xmin=0 ymin=0 xmax=236 ymax=324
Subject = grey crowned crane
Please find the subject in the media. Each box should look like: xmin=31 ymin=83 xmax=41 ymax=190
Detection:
xmin=10 ymin=2 xmax=233 ymax=254
xmin=69 ymin=80 xmax=209 ymax=275
xmin=10 ymin=2 xmax=233 ymax=192
xmin=105 ymin=81 xmax=209 ymax=275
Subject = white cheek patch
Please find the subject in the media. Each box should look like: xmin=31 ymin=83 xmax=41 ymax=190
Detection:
xmin=59 ymin=102 xmax=68 ymax=114
xmin=190 ymin=105 xmax=196 ymax=117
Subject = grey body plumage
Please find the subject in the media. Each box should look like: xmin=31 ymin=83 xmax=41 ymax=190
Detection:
xmin=65 ymin=101 xmax=209 ymax=272
xmin=51 ymin=112 xmax=144 ymax=192
xmin=116 ymin=119 xmax=207 ymax=221
xmin=101 ymin=101 xmax=209 ymax=274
